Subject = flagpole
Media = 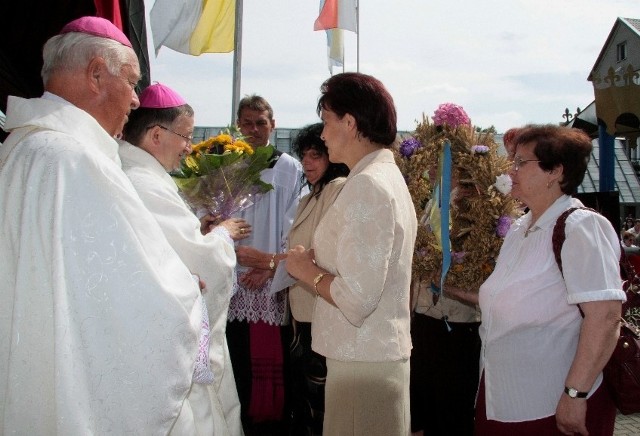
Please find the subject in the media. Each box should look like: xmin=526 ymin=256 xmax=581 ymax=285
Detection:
xmin=231 ymin=0 xmax=243 ymax=125
xmin=342 ymin=28 xmax=345 ymax=74
xmin=356 ymin=0 xmax=360 ymax=72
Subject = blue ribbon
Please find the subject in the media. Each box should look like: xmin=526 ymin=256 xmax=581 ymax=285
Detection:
xmin=439 ymin=140 xmax=452 ymax=292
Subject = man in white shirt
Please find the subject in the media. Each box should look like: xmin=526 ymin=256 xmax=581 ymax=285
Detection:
xmin=0 ymin=17 xmax=202 ymax=434
xmin=628 ymin=219 xmax=640 ymax=243
xmin=227 ymin=94 xmax=307 ymax=434
xmin=119 ymin=82 xmax=249 ymax=436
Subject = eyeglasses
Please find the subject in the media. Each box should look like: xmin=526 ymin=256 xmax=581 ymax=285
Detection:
xmin=512 ymin=156 xmax=541 ymax=171
xmin=152 ymin=125 xmax=193 ymax=143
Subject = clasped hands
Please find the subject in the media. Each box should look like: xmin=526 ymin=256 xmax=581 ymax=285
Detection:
xmin=234 ymin=245 xmax=281 ymax=290
xmin=286 ymin=245 xmax=316 ymax=282
xmin=234 ymin=244 xmax=316 ymax=291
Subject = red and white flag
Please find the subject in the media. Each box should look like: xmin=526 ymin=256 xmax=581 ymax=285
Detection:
xmin=314 ymin=0 xmax=357 ymax=33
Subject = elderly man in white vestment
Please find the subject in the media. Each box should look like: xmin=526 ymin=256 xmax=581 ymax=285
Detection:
xmin=0 ymin=17 xmax=206 ymax=435
xmin=119 ymin=82 xmax=249 ymax=436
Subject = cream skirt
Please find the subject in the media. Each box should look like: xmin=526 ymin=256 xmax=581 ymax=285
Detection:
xmin=324 ymin=358 xmax=410 ymax=436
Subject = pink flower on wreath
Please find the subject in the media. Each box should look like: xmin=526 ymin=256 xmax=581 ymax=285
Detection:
xmin=432 ymin=103 xmax=471 ymax=128
xmin=496 ymin=215 xmax=513 ymax=238
xmin=471 ymin=145 xmax=489 ymax=154
xmin=451 ymin=251 xmax=466 ymax=263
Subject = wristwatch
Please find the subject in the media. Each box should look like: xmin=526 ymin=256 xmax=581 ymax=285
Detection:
xmin=269 ymin=253 xmax=276 ymax=270
xmin=564 ymin=386 xmax=588 ymax=399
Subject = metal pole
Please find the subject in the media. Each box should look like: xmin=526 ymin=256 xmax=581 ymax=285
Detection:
xmin=339 ymin=29 xmax=344 ymax=74
xmin=356 ymin=0 xmax=360 ymax=72
xmin=598 ymin=123 xmax=616 ymax=192
xmin=231 ymin=0 xmax=243 ymax=125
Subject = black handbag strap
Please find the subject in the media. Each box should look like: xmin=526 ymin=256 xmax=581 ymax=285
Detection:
xmin=551 ymin=206 xmax=623 ymax=320
xmin=552 ymin=207 xmax=597 ymax=274
xmin=552 ymin=207 xmax=640 ymax=339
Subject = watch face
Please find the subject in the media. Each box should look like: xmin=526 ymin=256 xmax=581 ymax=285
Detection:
xmin=565 ymin=387 xmax=587 ymax=398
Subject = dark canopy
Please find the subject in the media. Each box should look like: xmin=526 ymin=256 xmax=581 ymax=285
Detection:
xmin=0 ymin=0 xmax=150 ymax=141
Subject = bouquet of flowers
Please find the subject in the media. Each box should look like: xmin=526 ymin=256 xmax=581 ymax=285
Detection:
xmin=172 ymin=126 xmax=275 ymax=219
xmin=394 ymin=103 xmax=522 ymax=294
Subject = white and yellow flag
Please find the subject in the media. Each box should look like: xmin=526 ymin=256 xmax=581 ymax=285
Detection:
xmin=151 ymin=0 xmax=235 ymax=55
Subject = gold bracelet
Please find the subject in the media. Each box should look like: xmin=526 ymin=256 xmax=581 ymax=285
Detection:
xmin=269 ymin=253 xmax=276 ymax=270
xmin=313 ymin=272 xmax=327 ymax=296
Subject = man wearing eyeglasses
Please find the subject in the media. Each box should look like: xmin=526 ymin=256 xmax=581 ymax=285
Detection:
xmin=119 ymin=83 xmax=249 ymax=436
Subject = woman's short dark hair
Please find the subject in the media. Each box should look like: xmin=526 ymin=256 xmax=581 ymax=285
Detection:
xmin=316 ymin=72 xmax=397 ymax=147
xmin=513 ymin=124 xmax=592 ymax=195
xmin=292 ymin=122 xmax=349 ymax=195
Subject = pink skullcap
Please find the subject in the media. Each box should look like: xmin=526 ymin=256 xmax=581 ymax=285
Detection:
xmin=60 ymin=16 xmax=132 ymax=48
xmin=138 ymin=83 xmax=187 ymax=109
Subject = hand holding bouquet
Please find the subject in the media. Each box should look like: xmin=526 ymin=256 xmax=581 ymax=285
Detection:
xmin=172 ymin=126 xmax=276 ymax=220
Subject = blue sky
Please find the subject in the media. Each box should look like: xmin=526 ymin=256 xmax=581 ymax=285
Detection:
xmin=146 ymin=0 xmax=639 ymax=133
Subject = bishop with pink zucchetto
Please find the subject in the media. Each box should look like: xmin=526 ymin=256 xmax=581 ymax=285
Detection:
xmin=0 ymin=16 xmax=205 ymax=434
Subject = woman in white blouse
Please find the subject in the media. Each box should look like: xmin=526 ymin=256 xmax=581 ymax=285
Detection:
xmin=475 ymin=125 xmax=625 ymax=436
xmin=286 ymin=72 xmax=418 ymax=436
